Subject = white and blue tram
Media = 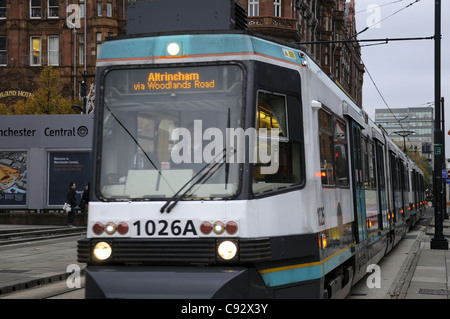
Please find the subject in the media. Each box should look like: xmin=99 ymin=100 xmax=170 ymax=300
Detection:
xmin=77 ymin=30 xmax=426 ymax=299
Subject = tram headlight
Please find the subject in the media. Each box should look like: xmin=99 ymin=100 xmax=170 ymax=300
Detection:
xmin=93 ymin=242 xmax=112 ymax=261
xmin=167 ymin=42 xmax=181 ymax=56
xmin=217 ymin=240 xmax=238 ymax=261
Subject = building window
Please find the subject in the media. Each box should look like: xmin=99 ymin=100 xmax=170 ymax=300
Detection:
xmin=0 ymin=36 xmax=6 ymax=65
xmin=0 ymin=0 xmax=6 ymax=19
xmin=79 ymin=34 xmax=85 ymax=65
xmin=48 ymin=36 xmax=59 ymax=66
xmin=107 ymin=3 xmax=112 ymax=17
xmin=30 ymin=36 xmax=41 ymax=65
xmin=96 ymin=43 xmax=102 ymax=58
xmin=248 ymin=0 xmax=259 ymax=16
xmin=79 ymin=4 xmax=85 ymax=18
xmin=274 ymin=0 xmax=281 ymax=17
xmin=96 ymin=32 xmax=102 ymax=58
xmin=48 ymin=0 xmax=59 ymax=18
xmin=97 ymin=2 xmax=102 ymax=16
xmin=30 ymin=0 xmax=41 ymax=18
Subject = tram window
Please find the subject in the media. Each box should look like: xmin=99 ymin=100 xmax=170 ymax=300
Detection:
xmin=319 ymin=109 xmax=334 ymax=186
xmin=137 ymin=116 xmax=155 ymax=152
xmin=256 ymin=91 xmax=287 ymax=138
xmin=157 ymin=119 xmax=175 ymax=163
xmin=362 ymin=138 xmax=368 ymax=187
xmin=335 ymin=120 xmax=349 ymax=187
xmin=368 ymin=141 xmax=376 ymax=190
xmin=376 ymin=143 xmax=385 ymax=189
xmin=135 ymin=116 xmax=156 ymax=169
xmin=318 ymin=110 xmax=349 ymax=188
xmin=252 ymin=91 xmax=302 ymax=195
xmin=404 ymin=167 xmax=410 ymax=194
xmin=362 ymin=139 xmax=376 ymax=190
xmin=362 ymin=138 xmax=376 ymax=190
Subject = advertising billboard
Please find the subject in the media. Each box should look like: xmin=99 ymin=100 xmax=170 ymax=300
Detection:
xmin=48 ymin=152 xmax=91 ymax=207
xmin=0 ymin=151 xmax=27 ymax=206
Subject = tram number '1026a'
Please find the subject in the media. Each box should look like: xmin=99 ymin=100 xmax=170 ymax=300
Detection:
xmin=133 ymin=220 xmax=197 ymax=236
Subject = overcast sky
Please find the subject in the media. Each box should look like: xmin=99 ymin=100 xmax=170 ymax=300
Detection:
xmin=354 ymin=0 xmax=450 ymax=157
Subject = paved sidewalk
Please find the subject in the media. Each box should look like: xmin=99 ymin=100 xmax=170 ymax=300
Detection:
xmin=401 ymin=238 xmax=450 ymax=298
xmin=395 ymin=217 xmax=450 ymax=299
xmin=0 ymin=230 xmax=84 ymax=296
xmin=403 ymin=247 xmax=450 ymax=298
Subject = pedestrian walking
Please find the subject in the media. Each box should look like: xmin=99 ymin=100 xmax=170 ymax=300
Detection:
xmin=66 ymin=181 xmax=77 ymax=228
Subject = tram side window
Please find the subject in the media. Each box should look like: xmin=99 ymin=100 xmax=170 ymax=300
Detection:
xmin=256 ymin=91 xmax=287 ymax=137
xmin=362 ymin=139 xmax=376 ymax=190
xmin=319 ymin=109 xmax=335 ymax=186
xmin=252 ymin=91 xmax=302 ymax=195
xmin=335 ymin=120 xmax=349 ymax=187
xmin=375 ymin=143 xmax=385 ymax=189
xmin=404 ymin=166 xmax=410 ymax=196
xmin=368 ymin=142 xmax=376 ymax=190
xmin=318 ymin=109 xmax=349 ymax=187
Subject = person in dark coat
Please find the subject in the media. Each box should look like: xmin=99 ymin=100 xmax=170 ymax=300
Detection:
xmin=66 ymin=181 xmax=77 ymax=228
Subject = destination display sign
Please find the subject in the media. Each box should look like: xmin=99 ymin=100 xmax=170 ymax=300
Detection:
xmin=132 ymin=70 xmax=216 ymax=92
xmin=105 ymin=65 xmax=243 ymax=98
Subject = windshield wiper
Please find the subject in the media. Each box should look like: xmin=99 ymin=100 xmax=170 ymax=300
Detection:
xmin=225 ymin=108 xmax=231 ymax=189
xmin=160 ymin=147 xmax=233 ymax=213
xmin=104 ymin=102 xmax=175 ymax=193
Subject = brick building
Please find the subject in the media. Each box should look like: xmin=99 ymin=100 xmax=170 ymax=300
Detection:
xmin=0 ymin=0 xmax=364 ymax=109
xmin=237 ymin=0 xmax=364 ymax=107
xmin=0 ymin=0 xmax=127 ymax=109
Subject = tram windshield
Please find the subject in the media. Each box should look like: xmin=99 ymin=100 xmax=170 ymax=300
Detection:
xmin=99 ymin=65 xmax=244 ymax=200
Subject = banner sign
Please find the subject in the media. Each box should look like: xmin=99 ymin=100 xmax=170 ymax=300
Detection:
xmin=48 ymin=152 xmax=91 ymax=206
xmin=0 ymin=151 xmax=27 ymax=206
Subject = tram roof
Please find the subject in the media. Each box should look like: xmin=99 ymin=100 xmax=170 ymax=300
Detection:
xmin=97 ymin=31 xmax=365 ymax=127
xmin=97 ymin=31 xmax=308 ymax=67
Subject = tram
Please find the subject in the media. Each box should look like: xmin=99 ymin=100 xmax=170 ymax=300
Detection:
xmin=77 ymin=3 xmax=426 ymax=299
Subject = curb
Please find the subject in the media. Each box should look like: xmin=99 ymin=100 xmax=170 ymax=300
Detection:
xmin=385 ymin=232 xmax=423 ymax=299
xmin=0 ymin=268 xmax=85 ymax=297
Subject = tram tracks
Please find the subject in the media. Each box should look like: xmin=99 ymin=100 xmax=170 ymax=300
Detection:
xmin=0 ymin=226 xmax=86 ymax=246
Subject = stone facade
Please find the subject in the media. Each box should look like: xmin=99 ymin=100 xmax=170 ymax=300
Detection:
xmin=0 ymin=1 xmax=364 ymax=108
xmin=0 ymin=0 xmax=127 ymax=107
xmin=238 ymin=0 xmax=364 ymax=107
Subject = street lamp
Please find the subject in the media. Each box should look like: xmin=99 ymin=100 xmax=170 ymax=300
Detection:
xmin=393 ymin=130 xmax=415 ymax=153
xmin=431 ymin=0 xmax=448 ymax=250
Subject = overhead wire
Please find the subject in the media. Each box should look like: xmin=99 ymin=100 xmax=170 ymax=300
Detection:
xmin=354 ymin=0 xmax=421 ymax=37
xmin=355 ymin=0 xmax=404 ymax=14
xmin=299 ymin=0 xmax=428 ymax=151
xmin=365 ymin=0 xmax=420 ymax=30
xmin=348 ymin=0 xmax=425 ymax=151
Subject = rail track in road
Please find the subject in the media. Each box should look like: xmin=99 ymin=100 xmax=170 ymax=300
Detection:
xmin=0 ymin=225 xmax=86 ymax=246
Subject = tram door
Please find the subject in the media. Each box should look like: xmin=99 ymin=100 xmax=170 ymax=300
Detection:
xmin=375 ymin=141 xmax=388 ymax=229
xmin=350 ymin=120 xmax=367 ymax=243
